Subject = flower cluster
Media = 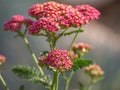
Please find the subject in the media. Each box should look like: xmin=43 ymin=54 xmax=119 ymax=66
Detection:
xmin=4 ymin=15 xmax=25 ymax=32
xmin=38 ymin=55 xmax=46 ymax=67
xmin=28 ymin=18 xmax=60 ymax=34
xmin=84 ymin=64 xmax=104 ymax=77
xmin=27 ymin=1 xmax=100 ymax=34
xmin=67 ymin=51 xmax=78 ymax=60
xmin=72 ymin=43 xmax=91 ymax=54
xmin=0 ymin=55 xmax=6 ymax=66
xmin=4 ymin=15 xmax=34 ymax=32
xmin=4 ymin=1 xmax=100 ymax=35
xmin=45 ymin=49 xmax=73 ymax=71
xmin=75 ymin=4 xmax=101 ymax=23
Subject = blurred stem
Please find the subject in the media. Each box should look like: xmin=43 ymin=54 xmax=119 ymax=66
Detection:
xmin=64 ymin=28 xmax=81 ymax=90
xmin=0 ymin=74 xmax=10 ymax=90
xmin=68 ymin=32 xmax=79 ymax=50
xmin=17 ymin=31 xmax=44 ymax=76
xmin=64 ymin=72 xmax=74 ymax=90
xmin=87 ymin=79 xmax=95 ymax=90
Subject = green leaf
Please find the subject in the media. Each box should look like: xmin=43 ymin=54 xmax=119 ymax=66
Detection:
xmin=72 ymin=58 xmax=93 ymax=71
xmin=12 ymin=65 xmax=51 ymax=87
xmin=64 ymin=29 xmax=84 ymax=36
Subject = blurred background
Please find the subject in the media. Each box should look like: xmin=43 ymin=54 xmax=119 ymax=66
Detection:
xmin=0 ymin=0 xmax=120 ymax=90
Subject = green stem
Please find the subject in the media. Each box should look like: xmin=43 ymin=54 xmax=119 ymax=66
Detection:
xmin=17 ymin=31 xmax=44 ymax=76
xmin=57 ymin=28 xmax=69 ymax=39
xmin=68 ymin=32 xmax=79 ymax=50
xmin=64 ymin=72 xmax=74 ymax=90
xmin=55 ymin=72 xmax=59 ymax=90
xmin=51 ymin=71 xmax=60 ymax=90
xmin=64 ymin=28 xmax=80 ymax=90
xmin=22 ymin=36 xmax=44 ymax=76
xmin=88 ymin=84 xmax=93 ymax=90
xmin=87 ymin=79 xmax=95 ymax=90
xmin=0 ymin=74 xmax=10 ymax=90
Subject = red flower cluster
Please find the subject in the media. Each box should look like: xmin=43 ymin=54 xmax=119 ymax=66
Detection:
xmin=84 ymin=64 xmax=104 ymax=77
xmin=4 ymin=1 xmax=100 ymax=34
xmin=72 ymin=43 xmax=91 ymax=53
xmin=75 ymin=4 xmax=101 ymax=23
xmin=27 ymin=1 xmax=100 ymax=34
xmin=45 ymin=49 xmax=73 ymax=71
xmin=28 ymin=18 xmax=60 ymax=34
xmin=4 ymin=15 xmax=34 ymax=32
xmin=4 ymin=15 xmax=25 ymax=32
xmin=0 ymin=55 xmax=6 ymax=66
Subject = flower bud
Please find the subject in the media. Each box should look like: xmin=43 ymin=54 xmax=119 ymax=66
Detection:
xmin=0 ymin=55 xmax=6 ymax=66
xmin=84 ymin=64 xmax=104 ymax=77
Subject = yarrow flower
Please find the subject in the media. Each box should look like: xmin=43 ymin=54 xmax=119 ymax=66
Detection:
xmin=72 ymin=43 xmax=91 ymax=54
xmin=67 ymin=51 xmax=78 ymax=60
xmin=38 ymin=55 xmax=47 ymax=67
xmin=4 ymin=2 xmax=101 ymax=34
xmin=28 ymin=18 xmax=60 ymax=34
xmin=24 ymin=19 xmax=34 ymax=27
xmin=28 ymin=4 xmax=44 ymax=18
xmin=0 ymin=55 xmax=6 ymax=66
xmin=45 ymin=49 xmax=73 ymax=71
xmin=4 ymin=15 xmax=25 ymax=32
xmin=75 ymin=4 xmax=101 ymax=23
xmin=84 ymin=64 xmax=104 ymax=77
xmin=28 ymin=1 xmax=95 ymax=30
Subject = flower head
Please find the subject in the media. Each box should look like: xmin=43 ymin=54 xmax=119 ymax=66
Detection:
xmin=67 ymin=51 xmax=78 ymax=60
xmin=24 ymin=19 xmax=34 ymax=27
xmin=45 ymin=49 xmax=73 ymax=71
xmin=38 ymin=55 xmax=47 ymax=67
xmin=28 ymin=18 xmax=60 ymax=34
xmin=0 ymin=55 xmax=6 ymax=66
xmin=72 ymin=43 xmax=91 ymax=54
xmin=84 ymin=64 xmax=104 ymax=77
xmin=75 ymin=4 xmax=101 ymax=23
xmin=4 ymin=15 xmax=25 ymax=32
xmin=28 ymin=4 xmax=44 ymax=18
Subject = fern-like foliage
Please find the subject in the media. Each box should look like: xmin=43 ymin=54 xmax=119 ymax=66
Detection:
xmin=12 ymin=65 xmax=51 ymax=87
xmin=72 ymin=58 xmax=93 ymax=71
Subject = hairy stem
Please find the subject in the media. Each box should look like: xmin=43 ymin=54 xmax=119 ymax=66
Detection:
xmin=22 ymin=36 xmax=44 ymax=76
xmin=17 ymin=31 xmax=44 ymax=76
xmin=0 ymin=74 xmax=10 ymax=90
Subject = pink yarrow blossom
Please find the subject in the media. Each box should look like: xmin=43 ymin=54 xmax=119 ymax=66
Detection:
xmin=72 ymin=43 xmax=92 ymax=52
xmin=38 ymin=55 xmax=47 ymax=67
xmin=24 ymin=19 xmax=34 ymax=27
xmin=28 ymin=1 xmax=85 ymax=28
xmin=45 ymin=49 xmax=73 ymax=71
xmin=28 ymin=4 xmax=44 ymax=18
xmin=4 ymin=15 xmax=25 ymax=32
xmin=75 ymin=4 xmax=101 ymax=23
xmin=28 ymin=18 xmax=60 ymax=34
xmin=0 ymin=55 xmax=6 ymax=65
xmin=84 ymin=64 xmax=104 ymax=77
